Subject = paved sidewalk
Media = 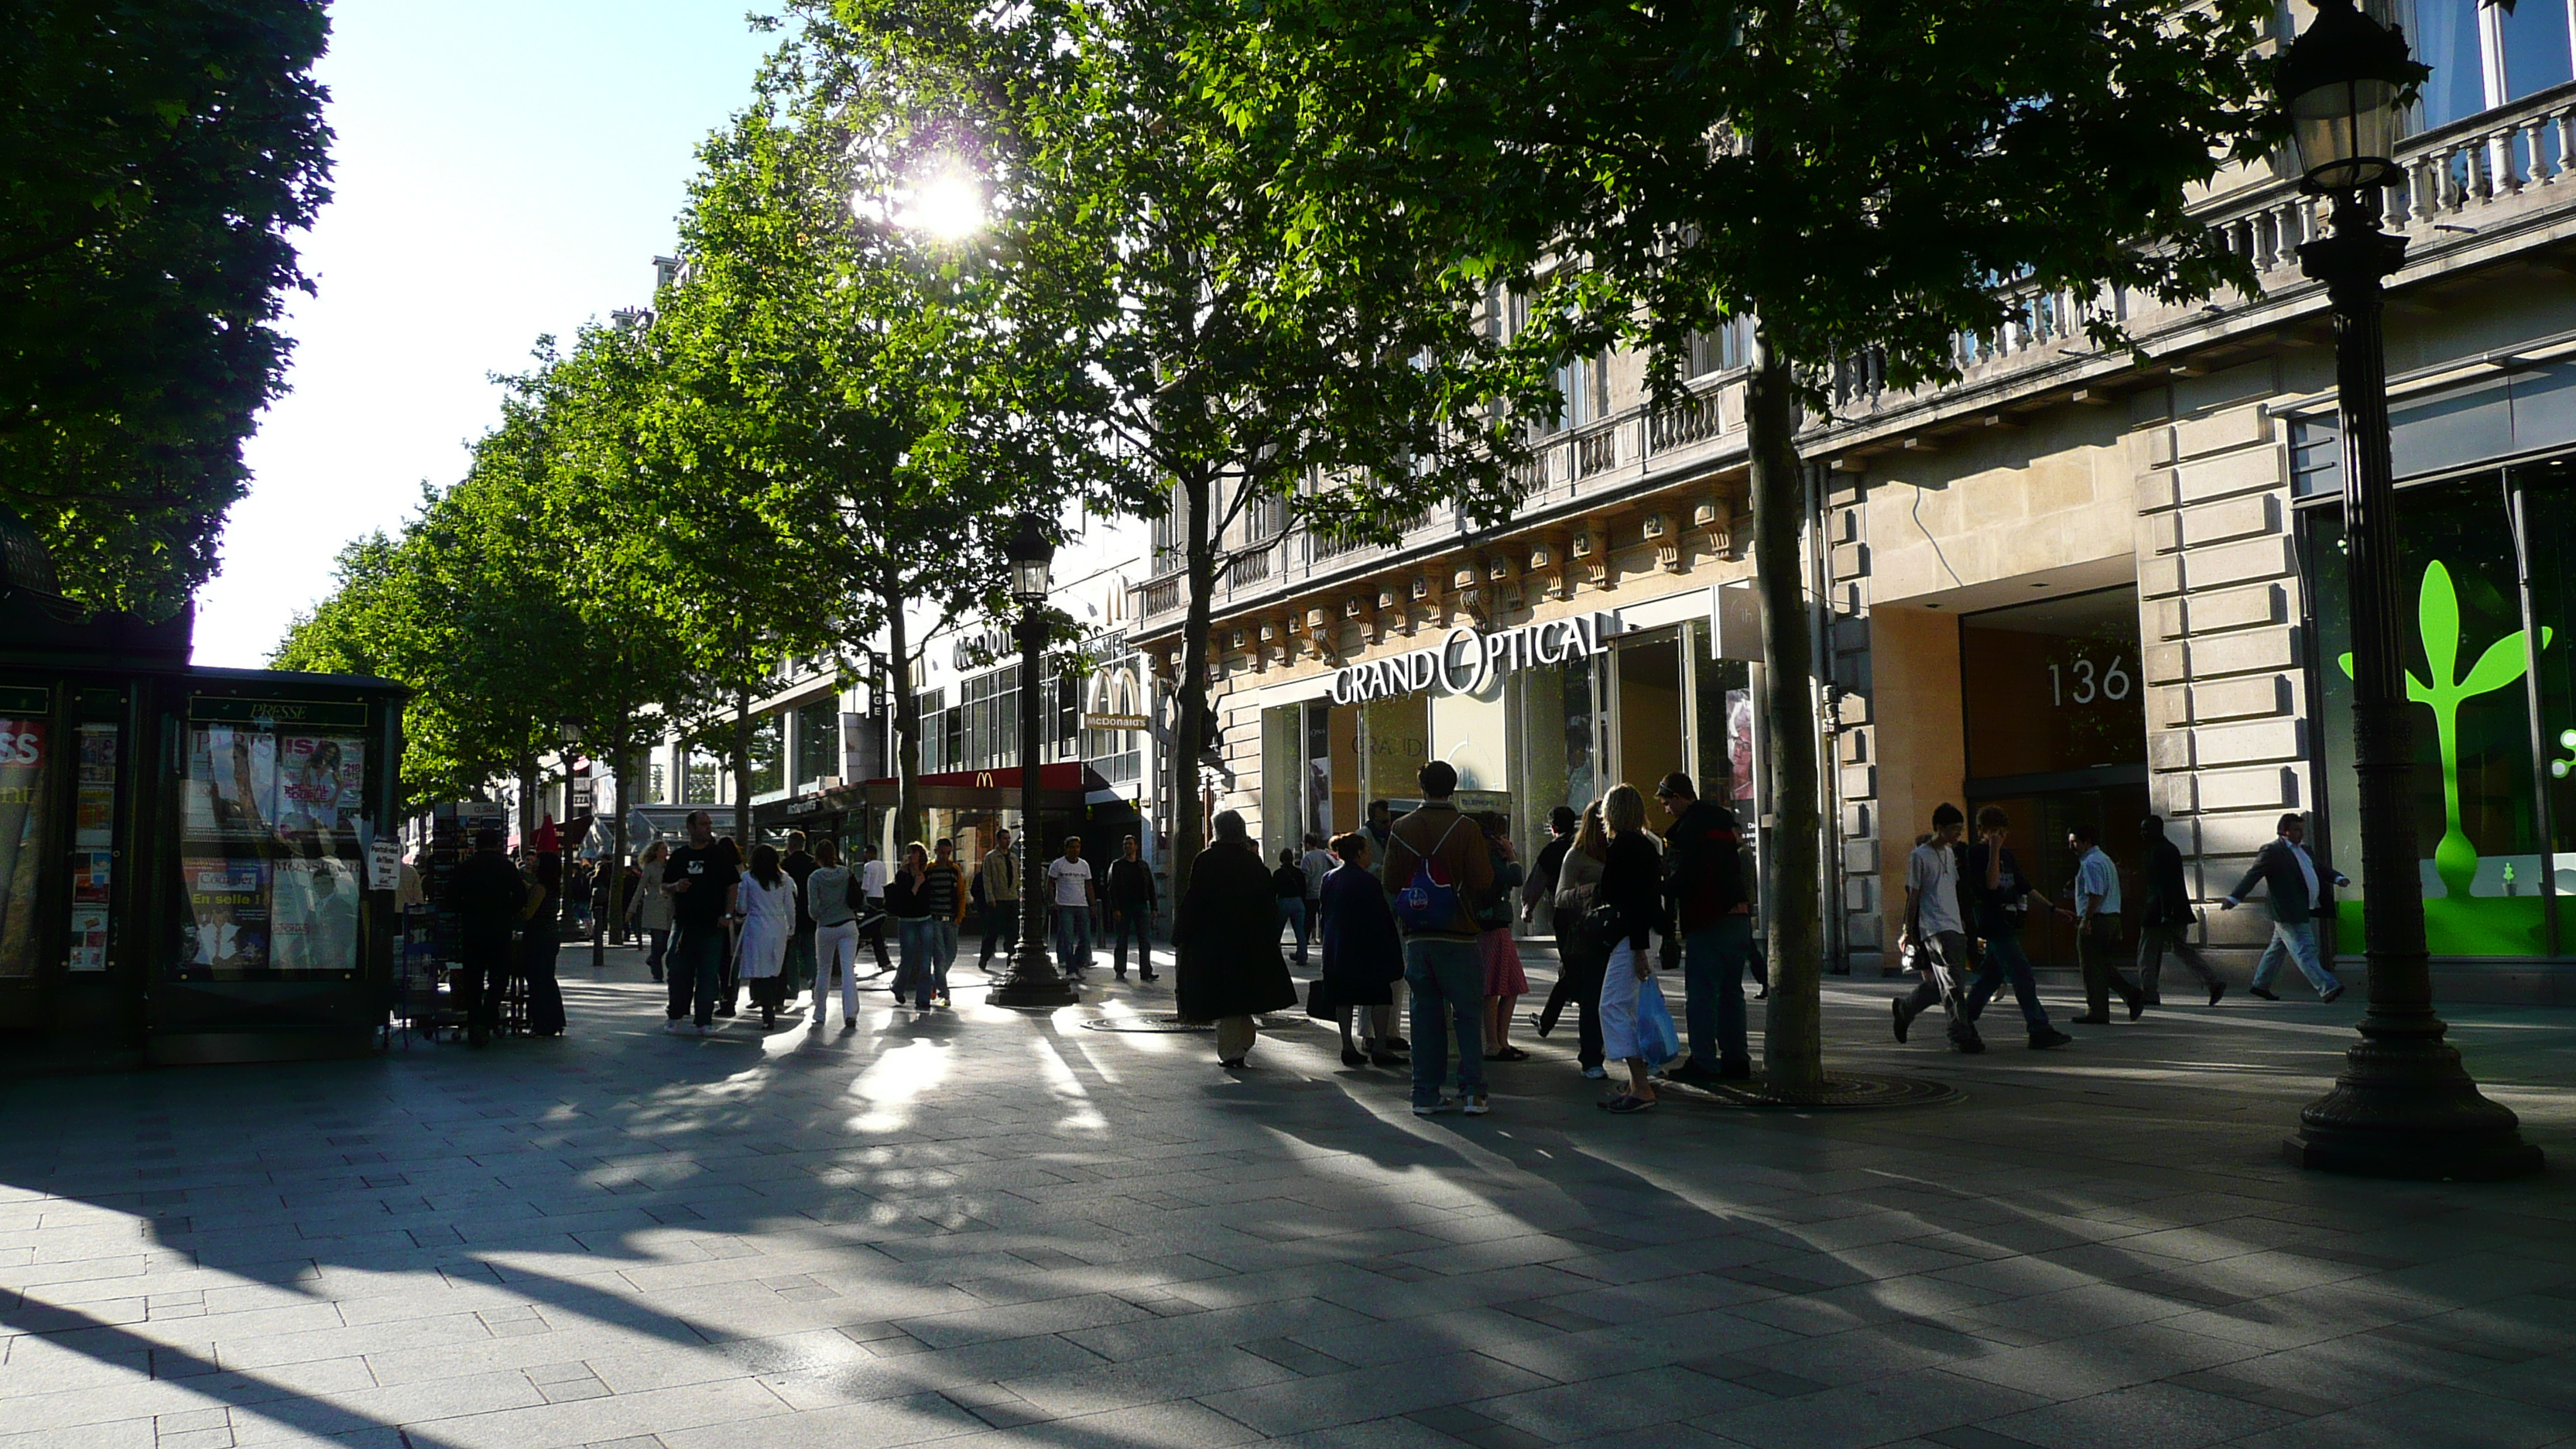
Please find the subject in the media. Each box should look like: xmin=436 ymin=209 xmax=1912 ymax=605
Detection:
xmin=2 ymin=947 xmax=2571 ymax=1449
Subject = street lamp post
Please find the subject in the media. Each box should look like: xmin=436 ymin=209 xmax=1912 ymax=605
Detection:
xmin=989 ymin=514 xmax=1081 ymax=1009
xmin=2276 ymin=0 xmax=2540 ymax=1179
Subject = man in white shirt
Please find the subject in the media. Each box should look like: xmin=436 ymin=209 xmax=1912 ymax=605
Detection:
xmin=1046 ymin=837 xmax=1096 ymax=977
xmin=1893 ymin=803 xmax=1982 ymax=1053
xmin=858 ymin=843 xmax=892 ymax=977
xmin=2064 ymin=823 xmax=2146 ymax=1024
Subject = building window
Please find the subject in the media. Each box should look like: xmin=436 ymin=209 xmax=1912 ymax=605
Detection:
xmin=749 ymin=714 xmax=785 ymax=796
xmin=2408 ymin=0 xmax=2576 ymax=132
xmin=683 ymin=749 xmax=718 ymax=803
xmin=641 ymin=762 xmax=666 ymax=804
xmin=794 ymin=697 xmax=839 ymax=787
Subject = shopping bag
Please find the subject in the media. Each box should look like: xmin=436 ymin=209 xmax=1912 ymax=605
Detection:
xmin=1633 ymin=973 xmax=1681 ymax=1068
xmin=1304 ymin=977 xmax=1336 ymax=1020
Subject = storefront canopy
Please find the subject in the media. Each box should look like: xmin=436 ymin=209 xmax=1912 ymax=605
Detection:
xmin=859 ymin=761 xmax=1118 ymax=811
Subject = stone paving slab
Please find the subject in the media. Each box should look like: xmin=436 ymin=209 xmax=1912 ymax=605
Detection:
xmin=2 ymin=946 xmax=2571 ymax=1449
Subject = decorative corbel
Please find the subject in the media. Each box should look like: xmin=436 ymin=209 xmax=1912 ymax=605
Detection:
xmin=1643 ymin=509 xmax=1684 ymax=574
xmin=1526 ymin=535 xmax=1571 ymax=601
xmin=1303 ymin=606 xmax=1338 ymax=663
xmin=1693 ymin=491 xmax=1740 ymax=562
xmin=1571 ymin=519 xmax=1614 ymax=590
xmin=1376 ymin=584 xmax=1406 ymax=642
xmin=1406 ymin=572 xmax=1440 ymax=635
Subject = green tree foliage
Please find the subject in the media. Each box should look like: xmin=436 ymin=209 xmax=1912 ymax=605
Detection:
xmin=1190 ymin=0 xmax=2279 ymax=1088
xmin=646 ymin=26 xmax=1042 ymax=843
xmin=832 ymin=0 xmax=1543 ymax=889
xmin=3 ymin=0 xmax=333 ymax=616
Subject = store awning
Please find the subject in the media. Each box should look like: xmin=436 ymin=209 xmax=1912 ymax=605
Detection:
xmin=859 ymin=762 xmax=1118 ymax=811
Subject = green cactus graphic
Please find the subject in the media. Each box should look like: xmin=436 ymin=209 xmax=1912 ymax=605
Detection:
xmin=2340 ymin=559 xmax=2552 ymax=896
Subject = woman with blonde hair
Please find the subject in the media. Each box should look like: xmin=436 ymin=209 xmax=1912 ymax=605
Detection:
xmin=628 ymin=839 xmax=673 ymax=983
xmin=1533 ymin=802 xmax=1612 ymax=1078
xmin=1595 ymin=783 xmax=1670 ymax=1113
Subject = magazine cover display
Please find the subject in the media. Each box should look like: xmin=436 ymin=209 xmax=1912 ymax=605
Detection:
xmin=0 ymin=715 xmax=45 ymax=978
xmin=176 ymin=724 xmax=370 ymax=978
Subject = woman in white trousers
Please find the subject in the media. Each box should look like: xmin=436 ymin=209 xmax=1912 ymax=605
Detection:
xmin=806 ymin=838 xmax=861 ymax=1029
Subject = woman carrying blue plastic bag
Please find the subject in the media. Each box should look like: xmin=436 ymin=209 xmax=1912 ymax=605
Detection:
xmin=1593 ymin=783 xmax=1673 ymax=1114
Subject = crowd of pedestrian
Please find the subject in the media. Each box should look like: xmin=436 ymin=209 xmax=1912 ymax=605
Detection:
xmin=440 ymin=783 xmax=2338 ymax=1112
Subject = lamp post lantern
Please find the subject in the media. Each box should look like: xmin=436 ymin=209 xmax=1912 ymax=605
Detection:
xmin=989 ymin=513 xmax=1081 ymax=1009
xmin=2277 ymin=0 xmax=2540 ymax=1179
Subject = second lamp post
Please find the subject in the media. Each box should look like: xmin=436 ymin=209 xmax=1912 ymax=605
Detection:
xmin=989 ymin=514 xmax=1081 ymax=1009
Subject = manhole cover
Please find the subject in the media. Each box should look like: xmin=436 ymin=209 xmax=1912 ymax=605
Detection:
xmin=1079 ymin=1014 xmax=1320 ymax=1034
xmin=1657 ymin=1070 xmax=1960 ymax=1111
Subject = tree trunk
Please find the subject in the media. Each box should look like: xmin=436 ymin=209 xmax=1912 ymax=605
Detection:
xmin=884 ymin=575 xmax=922 ymax=850
xmin=1168 ymin=465 xmax=1217 ymax=899
xmin=731 ymin=687 xmax=754 ymax=848
xmin=516 ymin=750 xmax=539 ymax=847
xmin=1746 ymin=332 xmax=1825 ymax=1094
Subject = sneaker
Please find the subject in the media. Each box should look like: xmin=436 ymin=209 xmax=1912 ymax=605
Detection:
xmin=1892 ymin=999 xmax=1913 ymax=1043
xmin=2320 ymin=984 xmax=2346 ymax=1004
xmin=2249 ymin=986 xmax=2280 ymax=1001
xmin=694 ymin=1021 xmax=712 ymax=1035
xmin=1462 ymin=1094 xmax=1490 ymax=1116
xmin=1413 ymin=1099 xmax=1458 ymax=1116
xmin=1948 ymin=1019 xmax=1986 ymax=1054
xmin=2029 ymin=1028 xmax=2074 ymax=1050
xmin=665 ymin=1018 xmax=687 ymax=1034
xmin=1581 ymin=1065 xmax=1608 ymax=1080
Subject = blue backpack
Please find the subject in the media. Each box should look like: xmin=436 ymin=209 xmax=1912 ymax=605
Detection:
xmin=1392 ymin=816 xmax=1468 ymax=932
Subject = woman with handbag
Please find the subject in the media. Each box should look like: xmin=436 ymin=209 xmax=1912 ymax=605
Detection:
xmin=1318 ymin=833 xmax=1406 ymax=1067
xmin=1532 ymin=803 xmax=1611 ymax=1079
xmin=1595 ymin=784 xmax=1672 ymax=1113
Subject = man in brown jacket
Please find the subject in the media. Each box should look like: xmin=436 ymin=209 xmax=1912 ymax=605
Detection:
xmin=1382 ymin=760 xmax=1496 ymax=1116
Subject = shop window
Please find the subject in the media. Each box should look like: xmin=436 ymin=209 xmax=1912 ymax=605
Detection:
xmin=2308 ymin=467 xmax=2571 ymax=957
xmin=176 ymin=717 xmax=368 ymax=979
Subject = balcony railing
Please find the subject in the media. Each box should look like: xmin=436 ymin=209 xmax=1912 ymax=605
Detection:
xmin=1647 ymin=383 xmax=1725 ymax=453
xmin=1571 ymin=423 xmax=1619 ymax=479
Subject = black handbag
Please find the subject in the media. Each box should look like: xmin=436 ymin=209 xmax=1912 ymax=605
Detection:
xmin=1581 ymin=903 xmax=1625 ymax=947
xmin=1304 ymin=977 xmax=1335 ymax=1019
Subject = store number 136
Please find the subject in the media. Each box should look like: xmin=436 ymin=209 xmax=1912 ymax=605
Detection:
xmin=2050 ymin=656 xmax=2132 ymax=706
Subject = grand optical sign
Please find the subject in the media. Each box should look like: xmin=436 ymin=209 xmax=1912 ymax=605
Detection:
xmin=1328 ymin=611 xmax=1627 ymax=704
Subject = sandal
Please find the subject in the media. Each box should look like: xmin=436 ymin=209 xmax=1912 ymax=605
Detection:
xmin=1485 ymin=1046 xmax=1531 ymax=1062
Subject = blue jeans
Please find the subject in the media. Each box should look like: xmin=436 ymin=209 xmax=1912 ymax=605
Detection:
xmin=930 ymin=920 xmax=958 ymax=1001
xmin=1403 ymin=937 xmax=1487 ymax=1108
xmin=895 ymin=917 xmax=935 ymax=1003
xmin=1053 ymin=906 xmax=1093 ymax=972
xmin=2252 ymin=919 xmax=2340 ymax=994
xmin=1278 ymin=898 xmax=1310 ymax=961
xmin=666 ymin=921 xmax=728 ymax=1026
xmin=1965 ymin=926 xmax=2052 ymax=1032
xmin=1682 ymin=916 xmax=1755 ymax=1073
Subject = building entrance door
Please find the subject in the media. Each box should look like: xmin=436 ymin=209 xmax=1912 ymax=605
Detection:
xmin=1610 ymin=632 xmax=1687 ymax=797
xmin=1958 ymin=587 xmax=2150 ymax=969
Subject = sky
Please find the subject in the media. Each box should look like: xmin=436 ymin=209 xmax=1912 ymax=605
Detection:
xmin=190 ymin=2 xmax=783 ymax=668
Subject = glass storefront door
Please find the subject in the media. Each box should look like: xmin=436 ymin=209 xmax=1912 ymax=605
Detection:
xmin=1958 ymin=587 xmax=2150 ymax=968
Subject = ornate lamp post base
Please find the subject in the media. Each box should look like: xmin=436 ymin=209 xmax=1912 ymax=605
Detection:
xmin=989 ymin=940 xmax=1081 ymax=1009
xmin=2286 ymin=1026 xmax=2543 ymax=1180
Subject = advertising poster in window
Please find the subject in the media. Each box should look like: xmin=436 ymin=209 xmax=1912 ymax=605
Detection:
xmin=70 ymin=721 xmax=117 ymax=971
xmin=185 ymin=728 xmax=276 ymax=840
xmin=179 ymin=858 xmax=269 ymax=976
xmin=276 ymin=735 xmax=364 ymax=838
xmin=0 ymin=716 xmax=47 ymax=979
xmin=271 ymin=853 xmax=359 ymax=973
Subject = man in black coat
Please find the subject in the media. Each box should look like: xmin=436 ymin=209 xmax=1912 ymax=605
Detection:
xmin=2136 ymin=815 xmax=2225 ymax=1006
xmin=2221 ymin=812 xmax=2348 ymax=1002
xmin=450 ymin=826 xmax=526 ymax=1048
